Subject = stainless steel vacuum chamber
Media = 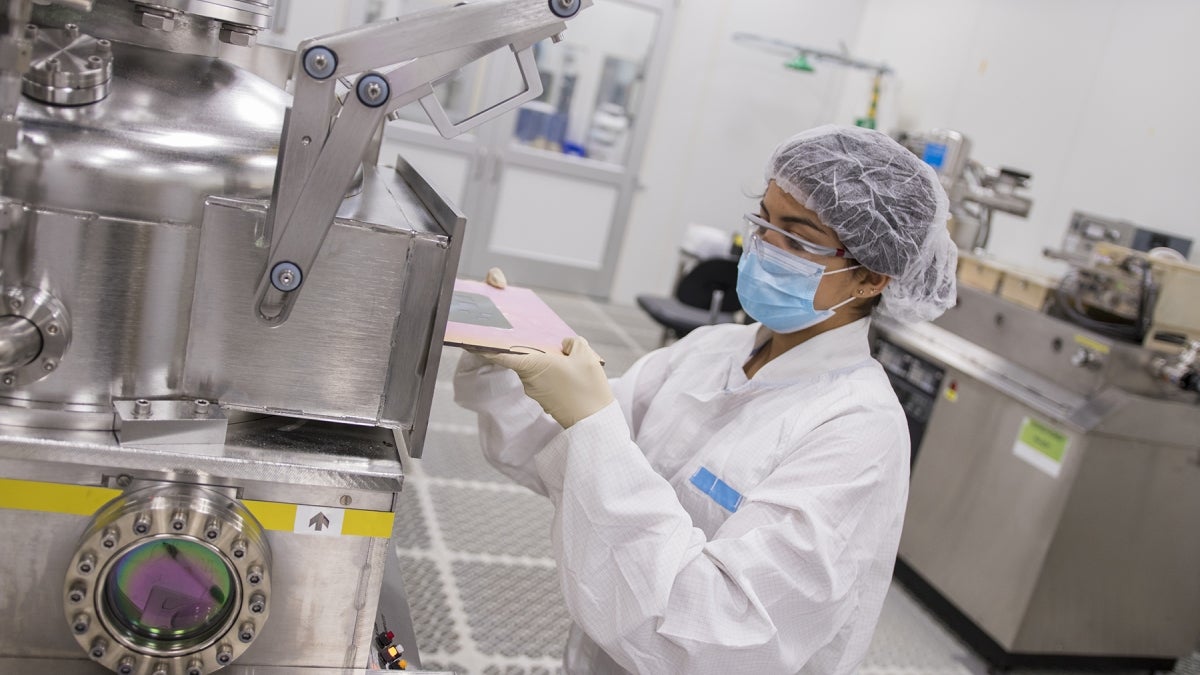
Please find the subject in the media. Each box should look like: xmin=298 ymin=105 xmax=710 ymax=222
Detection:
xmin=0 ymin=0 xmax=586 ymax=672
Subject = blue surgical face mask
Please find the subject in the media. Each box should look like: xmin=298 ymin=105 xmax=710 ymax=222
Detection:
xmin=736 ymin=235 xmax=860 ymax=334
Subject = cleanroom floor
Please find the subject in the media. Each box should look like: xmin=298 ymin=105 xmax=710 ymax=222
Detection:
xmin=400 ymin=290 xmax=1200 ymax=675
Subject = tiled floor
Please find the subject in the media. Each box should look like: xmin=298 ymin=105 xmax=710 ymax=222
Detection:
xmin=398 ymin=290 xmax=1198 ymax=675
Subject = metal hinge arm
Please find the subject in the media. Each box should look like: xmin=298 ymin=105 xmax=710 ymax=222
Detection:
xmin=255 ymin=0 xmax=587 ymax=324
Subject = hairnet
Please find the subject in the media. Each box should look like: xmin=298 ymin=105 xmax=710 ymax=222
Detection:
xmin=766 ymin=125 xmax=957 ymax=323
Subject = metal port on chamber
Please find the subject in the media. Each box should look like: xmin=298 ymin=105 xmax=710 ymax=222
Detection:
xmin=64 ymin=485 xmax=271 ymax=674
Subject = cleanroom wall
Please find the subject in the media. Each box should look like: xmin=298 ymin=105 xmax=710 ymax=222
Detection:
xmin=833 ymin=0 xmax=1200 ymax=275
xmin=611 ymin=0 xmax=1200 ymax=304
xmin=609 ymin=0 xmax=869 ymax=305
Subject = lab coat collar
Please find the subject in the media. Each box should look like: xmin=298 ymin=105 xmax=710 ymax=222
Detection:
xmin=725 ymin=317 xmax=874 ymax=389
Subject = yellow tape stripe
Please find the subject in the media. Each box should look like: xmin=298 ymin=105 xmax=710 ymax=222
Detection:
xmin=1 ymin=479 xmax=393 ymax=538
xmin=1074 ymin=334 xmax=1111 ymax=354
xmin=0 ymin=478 xmax=120 ymax=516
xmin=242 ymin=499 xmax=297 ymax=532
xmin=344 ymin=509 xmax=395 ymax=538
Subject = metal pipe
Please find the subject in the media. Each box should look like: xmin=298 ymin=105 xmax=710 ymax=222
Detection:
xmin=963 ymin=187 xmax=1033 ymax=217
xmin=0 ymin=315 xmax=42 ymax=371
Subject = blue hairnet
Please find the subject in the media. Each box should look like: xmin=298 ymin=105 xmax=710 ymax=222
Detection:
xmin=766 ymin=125 xmax=957 ymax=323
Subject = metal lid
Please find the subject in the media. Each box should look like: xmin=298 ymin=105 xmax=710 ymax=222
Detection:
xmin=131 ymin=0 xmax=274 ymax=31
xmin=21 ymin=23 xmax=113 ymax=106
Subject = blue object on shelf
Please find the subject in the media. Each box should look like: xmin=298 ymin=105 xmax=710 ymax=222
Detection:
xmin=547 ymin=112 xmax=568 ymax=148
xmin=922 ymin=142 xmax=948 ymax=171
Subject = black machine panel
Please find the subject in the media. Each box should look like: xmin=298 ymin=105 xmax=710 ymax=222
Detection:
xmin=873 ymin=338 xmax=945 ymax=466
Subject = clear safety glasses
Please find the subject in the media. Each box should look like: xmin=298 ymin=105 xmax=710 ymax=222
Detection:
xmin=743 ymin=213 xmax=850 ymax=259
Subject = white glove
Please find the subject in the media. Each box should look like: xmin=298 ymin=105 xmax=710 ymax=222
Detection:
xmin=483 ymin=336 xmax=613 ymax=428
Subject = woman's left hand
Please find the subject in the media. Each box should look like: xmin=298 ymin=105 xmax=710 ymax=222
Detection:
xmin=482 ymin=336 xmax=612 ymax=428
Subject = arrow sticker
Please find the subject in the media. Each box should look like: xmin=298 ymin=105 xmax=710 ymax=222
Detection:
xmin=294 ymin=505 xmax=345 ymax=536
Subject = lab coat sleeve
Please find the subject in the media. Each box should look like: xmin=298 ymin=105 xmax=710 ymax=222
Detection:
xmin=452 ymin=352 xmax=563 ymax=496
xmin=606 ymin=340 xmax=675 ymax=437
xmin=452 ymin=342 xmax=676 ymax=497
xmin=532 ymin=398 xmax=907 ymax=673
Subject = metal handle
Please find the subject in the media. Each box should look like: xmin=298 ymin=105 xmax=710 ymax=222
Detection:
xmin=255 ymin=0 xmax=584 ymax=324
xmin=418 ymin=45 xmax=544 ymax=139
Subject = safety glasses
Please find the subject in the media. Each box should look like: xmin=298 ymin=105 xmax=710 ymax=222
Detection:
xmin=743 ymin=213 xmax=850 ymax=259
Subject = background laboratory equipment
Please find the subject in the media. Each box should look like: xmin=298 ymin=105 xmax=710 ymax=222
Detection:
xmin=872 ymin=210 xmax=1200 ymax=671
xmin=898 ymin=129 xmax=1033 ymax=252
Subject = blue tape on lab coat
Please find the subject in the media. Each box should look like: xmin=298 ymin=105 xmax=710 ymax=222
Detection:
xmin=690 ymin=467 xmax=743 ymax=513
xmin=690 ymin=467 xmax=717 ymax=492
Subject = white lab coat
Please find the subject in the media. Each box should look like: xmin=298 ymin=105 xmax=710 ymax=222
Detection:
xmin=453 ymin=318 xmax=909 ymax=674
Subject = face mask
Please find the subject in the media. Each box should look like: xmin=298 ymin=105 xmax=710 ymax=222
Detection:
xmin=736 ymin=239 xmax=860 ymax=333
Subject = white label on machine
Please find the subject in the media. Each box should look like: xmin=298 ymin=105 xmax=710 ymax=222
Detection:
xmin=1012 ymin=417 xmax=1070 ymax=478
xmin=294 ymin=504 xmax=345 ymax=536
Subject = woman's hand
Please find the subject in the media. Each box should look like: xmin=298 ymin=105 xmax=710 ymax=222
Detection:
xmin=482 ymin=337 xmax=612 ymax=428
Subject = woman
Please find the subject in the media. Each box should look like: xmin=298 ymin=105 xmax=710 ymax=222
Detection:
xmin=453 ymin=125 xmax=957 ymax=674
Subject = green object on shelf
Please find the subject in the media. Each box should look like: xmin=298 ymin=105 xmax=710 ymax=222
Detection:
xmin=784 ymin=55 xmax=814 ymax=72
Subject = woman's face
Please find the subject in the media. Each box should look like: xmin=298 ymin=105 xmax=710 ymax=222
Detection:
xmin=757 ymin=180 xmax=882 ymax=312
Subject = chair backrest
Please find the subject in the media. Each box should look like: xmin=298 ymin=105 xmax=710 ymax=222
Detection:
xmin=675 ymin=258 xmax=742 ymax=313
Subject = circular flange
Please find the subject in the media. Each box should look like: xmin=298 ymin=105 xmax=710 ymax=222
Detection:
xmin=1 ymin=285 xmax=71 ymax=388
xmin=22 ymin=24 xmax=114 ymax=106
xmin=65 ymin=485 xmax=272 ymax=675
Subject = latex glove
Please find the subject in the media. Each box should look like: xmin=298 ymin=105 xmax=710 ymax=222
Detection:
xmin=485 ymin=267 xmax=508 ymax=289
xmin=483 ymin=336 xmax=613 ymax=428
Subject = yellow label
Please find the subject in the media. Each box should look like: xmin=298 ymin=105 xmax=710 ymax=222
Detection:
xmin=1 ymin=478 xmax=393 ymax=538
xmin=242 ymin=499 xmax=297 ymax=532
xmin=1074 ymin=334 xmax=1111 ymax=355
xmin=1018 ymin=418 xmax=1069 ymax=463
xmin=1013 ymin=417 xmax=1071 ymax=478
xmin=944 ymin=388 xmax=959 ymax=402
xmin=0 ymin=478 xmax=120 ymax=515
xmin=343 ymin=509 xmax=395 ymax=538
